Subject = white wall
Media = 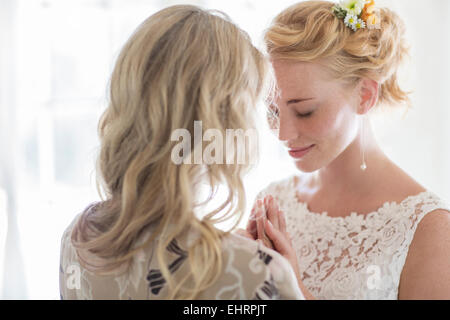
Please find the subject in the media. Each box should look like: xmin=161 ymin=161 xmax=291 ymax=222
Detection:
xmin=371 ymin=0 xmax=450 ymax=202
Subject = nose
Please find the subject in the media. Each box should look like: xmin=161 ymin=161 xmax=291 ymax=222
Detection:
xmin=278 ymin=107 xmax=299 ymax=143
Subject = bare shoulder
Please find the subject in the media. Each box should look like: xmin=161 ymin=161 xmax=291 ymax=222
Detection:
xmin=409 ymin=209 xmax=450 ymax=252
xmin=399 ymin=209 xmax=450 ymax=299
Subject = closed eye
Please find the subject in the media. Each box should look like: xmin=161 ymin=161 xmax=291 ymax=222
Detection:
xmin=296 ymin=111 xmax=313 ymax=118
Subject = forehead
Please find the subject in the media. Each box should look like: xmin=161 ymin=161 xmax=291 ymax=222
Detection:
xmin=271 ymin=60 xmax=335 ymax=97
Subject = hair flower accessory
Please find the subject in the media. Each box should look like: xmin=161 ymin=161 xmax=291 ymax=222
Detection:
xmin=332 ymin=0 xmax=381 ymax=31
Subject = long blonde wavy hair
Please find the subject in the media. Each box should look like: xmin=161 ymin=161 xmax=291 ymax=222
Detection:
xmin=265 ymin=0 xmax=411 ymax=108
xmin=71 ymin=5 xmax=271 ymax=299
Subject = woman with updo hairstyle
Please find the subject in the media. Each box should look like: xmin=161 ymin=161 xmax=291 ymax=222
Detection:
xmin=245 ymin=1 xmax=450 ymax=299
xmin=59 ymin=5 xmax=305 ymax=300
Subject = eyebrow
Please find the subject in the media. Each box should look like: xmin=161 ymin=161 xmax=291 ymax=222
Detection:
xmin=286 ymin=98 xmax=315 ymax=105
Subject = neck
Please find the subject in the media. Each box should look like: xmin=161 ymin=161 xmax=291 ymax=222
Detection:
xmin=315 ymin=118 xmax=392 ymax=196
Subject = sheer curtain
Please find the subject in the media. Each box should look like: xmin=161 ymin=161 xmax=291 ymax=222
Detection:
xmin=0 ymin=0 xmax=27 ymax=299
xmin=0 ymin=0 xmax=449 ymax=299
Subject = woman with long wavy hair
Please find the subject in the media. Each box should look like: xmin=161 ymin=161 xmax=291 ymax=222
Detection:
xmin=59 ymin=5 xmax=304 ymax=300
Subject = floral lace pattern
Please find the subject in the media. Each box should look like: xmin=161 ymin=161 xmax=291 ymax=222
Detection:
xmin=257 ymin=176 xmax=450 ymax=300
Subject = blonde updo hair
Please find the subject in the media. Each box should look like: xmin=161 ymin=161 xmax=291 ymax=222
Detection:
xmin=71 ymin=5 xmax=270 ymax=299
xmin=265 ymin=0 xmax=411 ymax=108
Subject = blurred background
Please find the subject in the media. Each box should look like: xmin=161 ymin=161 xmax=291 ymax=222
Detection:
xmin=0 ymin=0 xmax=449 ymax=299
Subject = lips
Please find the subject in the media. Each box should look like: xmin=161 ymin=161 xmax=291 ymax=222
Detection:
xmin=289 ymin=145 xmax=315 ymax=152
xmin=288 ymin=144 xmax=315 ymax=159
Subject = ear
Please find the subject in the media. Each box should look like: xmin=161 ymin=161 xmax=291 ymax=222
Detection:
xmin=357 ymin=78 xmax=379 ymax=115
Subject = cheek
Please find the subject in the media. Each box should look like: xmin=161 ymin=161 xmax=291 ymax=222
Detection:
xmin=314 ymin=107 xmax=357 ymax=144
xmin=308 ymin=111 xmax=343 ymax=139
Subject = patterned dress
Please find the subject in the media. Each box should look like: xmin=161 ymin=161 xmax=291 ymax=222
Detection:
xmin=59 ymin=205 xmax=305 ymax=300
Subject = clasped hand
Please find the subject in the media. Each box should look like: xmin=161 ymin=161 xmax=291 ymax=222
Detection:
xmin=236 ymin=195 xmax=301 ymax=282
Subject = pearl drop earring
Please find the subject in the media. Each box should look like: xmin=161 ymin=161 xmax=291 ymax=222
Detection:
xmin=360 ymin=115 xmax=367 ymax=171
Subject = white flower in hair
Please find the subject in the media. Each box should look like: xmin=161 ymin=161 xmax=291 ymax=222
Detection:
xmin=353 ymin=18 xmax=366 ymax=31
xmin=339 ymin=0 xmax=367 ymax=16
xmin=344 ymin=14 xmax=358 ymax=28
xmin=333 ymin=0 xmax=380 ymax=31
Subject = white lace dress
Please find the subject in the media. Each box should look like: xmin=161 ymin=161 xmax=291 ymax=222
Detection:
xmin=257 ymin=176 xmax=450 ymax=300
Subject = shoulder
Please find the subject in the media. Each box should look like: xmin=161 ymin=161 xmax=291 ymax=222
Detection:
xmin=61 ymin=202 xmax=103 ymax=245
xmin=60 ymin=207 xmax=94 ymax=271
xmin=399 ymin=209 xmax=450 ymax=299
xmin=408 ymin=208 xmax=450 ymax=254
xmin=61 ymin=214 xmax=79 ymax=250
xmin=409 ymin=208 xmax=450 ymax=255
xmin=218 ymin=233 xmax=304 ymax=299
xmin=61 ymin=211 xmax=85 ymax=248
